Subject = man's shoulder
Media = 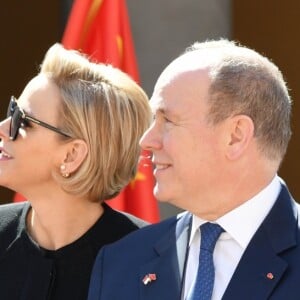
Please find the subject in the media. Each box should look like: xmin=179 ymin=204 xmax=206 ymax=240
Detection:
xmin=116 ymin=210 xmax=149 ymax=229
xmin=105 ymin=211 xmax=189 ymax=250
xmin=88 ymin=212 xmax=190 ymax=300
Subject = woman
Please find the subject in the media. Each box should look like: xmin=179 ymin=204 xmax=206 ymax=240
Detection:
xmin=0 ymin=44 xmax=152 ymax=299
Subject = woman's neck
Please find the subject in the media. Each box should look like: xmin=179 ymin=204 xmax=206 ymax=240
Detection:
xmin=26 ymin=197 xmax=104 ymax=250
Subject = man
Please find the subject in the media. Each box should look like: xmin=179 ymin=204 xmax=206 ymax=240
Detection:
xmin=88 ymin=39 xmax=300 ymax=300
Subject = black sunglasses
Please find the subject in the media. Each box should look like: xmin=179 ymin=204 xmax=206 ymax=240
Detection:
xmin=7 ymin=96 xmax=71 ymax=141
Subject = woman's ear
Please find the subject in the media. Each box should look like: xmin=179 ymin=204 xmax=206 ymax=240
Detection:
xmin=61 ymin=140 xmax=88 ymax=174
xmin=226 ymin=115 xmax=255 ymax=160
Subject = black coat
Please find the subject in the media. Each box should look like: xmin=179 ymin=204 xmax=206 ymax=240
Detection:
xmin=0 ymin=201 xmax=147 ymax=300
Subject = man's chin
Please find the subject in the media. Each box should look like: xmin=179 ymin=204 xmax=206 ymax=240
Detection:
xmin=154 ymin=186 xmax=173 ymax=203
xmin=154 ymin=186 xmax=165 ymax=201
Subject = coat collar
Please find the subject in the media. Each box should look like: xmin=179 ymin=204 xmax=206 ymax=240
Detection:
xmin=222 ymin=183 xmax=298 ymax=299
xmin=139 ymin=212 xmax=191 ymax=300
xmin=137 ymin=183 xmax=298 ymax=300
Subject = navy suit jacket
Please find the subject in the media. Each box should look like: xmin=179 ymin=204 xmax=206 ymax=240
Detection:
xmin=88 ymin=184 xmax=300 ymax=300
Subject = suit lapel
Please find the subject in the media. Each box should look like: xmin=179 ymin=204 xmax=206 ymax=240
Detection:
xmin=139 ymin=212 xmax=191 ymax=300
xmin=222 ymin=184 xmax=298 ymax=300
xmin=221 ymin=225 xmax=288 ymax=299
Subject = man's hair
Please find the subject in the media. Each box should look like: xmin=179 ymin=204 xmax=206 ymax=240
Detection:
xmin=187 ymin=39 xmax=292 ymax=162
xmin=40 ymin=43 xmax=152 ymax=201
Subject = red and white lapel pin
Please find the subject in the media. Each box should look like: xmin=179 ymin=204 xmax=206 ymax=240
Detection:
xmin=142 ymin=273 xmax=157 ymax=285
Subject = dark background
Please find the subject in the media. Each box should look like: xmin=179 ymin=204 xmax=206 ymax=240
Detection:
xmin=233 ymin=0 xmax=300 ymax=203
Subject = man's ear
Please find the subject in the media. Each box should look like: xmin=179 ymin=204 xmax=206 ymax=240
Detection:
xmin=61 ymin=139 xmax=88 ymax=174
xmin=225 ymin=115 xmax=255 ymax=160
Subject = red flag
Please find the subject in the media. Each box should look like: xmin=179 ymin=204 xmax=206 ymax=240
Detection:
xmin=62 ymin=0 xmax=159 ymax=222
xmin=62 ymin=0 xmax=139 ymax=80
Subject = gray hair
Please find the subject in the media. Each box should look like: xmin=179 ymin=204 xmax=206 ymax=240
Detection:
xmin=187 ymin=39 xmax=292 ymax=162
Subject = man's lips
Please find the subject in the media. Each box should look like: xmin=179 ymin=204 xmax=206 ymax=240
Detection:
xmin=155 ymin=163 xmax=170 ymax=170
xmin=153 ymin=161 xmax=171 ymax=173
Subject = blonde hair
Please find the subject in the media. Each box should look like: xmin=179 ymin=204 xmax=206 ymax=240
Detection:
xmin=40 ymin=43 xmax=152 ymax=201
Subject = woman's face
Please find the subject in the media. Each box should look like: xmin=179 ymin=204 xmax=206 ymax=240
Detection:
xmin=0 ymin=74 xmax=66 ymax=194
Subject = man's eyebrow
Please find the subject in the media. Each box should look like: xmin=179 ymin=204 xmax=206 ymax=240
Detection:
xmin=152 ymin=108 xmax=168 ymax=117
xmin=153 ymin=108 xmax=180 ymax=122
xmin=152 ymin=105 xmax=171 ymax=114
xmin=156 ymin=108 xmax=166 ymax=114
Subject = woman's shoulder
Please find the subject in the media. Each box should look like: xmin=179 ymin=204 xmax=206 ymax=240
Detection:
xmin=82 ymin=203 xmax=149 ymax=252
xmin=102 ymin=202 xmax=149 ymax=230
xmin=0 ymin=201 xmax=29 ymax=217
xmin=0 ymin=201 xmax=30 ymax=236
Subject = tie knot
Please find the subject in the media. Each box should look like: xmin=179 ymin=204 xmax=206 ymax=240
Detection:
xmin=200 ymin=223 xmax=224 ymax=252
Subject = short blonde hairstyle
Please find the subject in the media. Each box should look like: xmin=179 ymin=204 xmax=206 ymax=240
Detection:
xmin=40 ymin=43 xmax=152 ymax=201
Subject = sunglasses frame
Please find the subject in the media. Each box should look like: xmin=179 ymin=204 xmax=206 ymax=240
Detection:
xmin=8 ymin=96 xmax=71 ymax=140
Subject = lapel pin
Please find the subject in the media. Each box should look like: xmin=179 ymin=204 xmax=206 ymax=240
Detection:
xmin=266 ymin=272 xmax=274 ymax=280
xmin=142 ymin=273 xmax=157 ymax=285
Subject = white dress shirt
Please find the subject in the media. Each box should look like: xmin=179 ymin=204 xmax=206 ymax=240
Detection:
xmin=183 ymin=175 xmax=281 ymax=300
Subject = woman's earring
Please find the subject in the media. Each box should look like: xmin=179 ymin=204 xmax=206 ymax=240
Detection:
xmin=60 ymin=165 xmax=70 ymax=178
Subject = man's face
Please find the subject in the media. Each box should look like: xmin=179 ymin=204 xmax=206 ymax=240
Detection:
xmin=140 ymin=67 xmax=227 ymax=216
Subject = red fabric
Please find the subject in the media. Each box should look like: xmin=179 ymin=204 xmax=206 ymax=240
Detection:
xmin=62 ymin=0 xmax=139 ymax=81
xmin=14 ymin=0 xmax=159 ymax=223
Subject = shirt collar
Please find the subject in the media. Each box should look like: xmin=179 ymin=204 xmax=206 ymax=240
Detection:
xmin=189 ymin=175 xmax=281 ymax=249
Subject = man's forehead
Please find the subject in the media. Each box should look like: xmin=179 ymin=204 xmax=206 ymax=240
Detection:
xmin=161 ymin=50 xmax=216 ymax=74
xmin=154 ymin=51 xmax=213 ymax=91
xmin=149 ymin=93 xmax=164 ymax=112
